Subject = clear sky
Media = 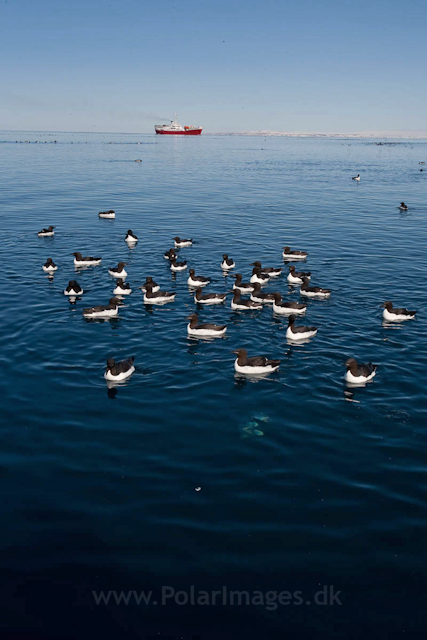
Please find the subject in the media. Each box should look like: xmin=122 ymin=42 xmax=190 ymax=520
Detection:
xmin=1 ymin=0 xmax=426 ymax=133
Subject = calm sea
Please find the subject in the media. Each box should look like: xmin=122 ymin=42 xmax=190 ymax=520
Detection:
xmin=0 ymin=131 xmax=426 ymax=639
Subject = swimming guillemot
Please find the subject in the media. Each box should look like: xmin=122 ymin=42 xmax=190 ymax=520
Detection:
xmin=250 ymin=267 xmax=269 ymax=285
xmin=143 ymin=283 xmax=176 ymax=304
xmin=221 ymin=254 xmax=235 ymax=270
xmin=42 ymin=257 xmax=57 ymax=272
xmin=187 ymin=313 xmax=227 ymax=337
xmin=352 ymin=174 xmax=361 ymax=181
xmin=140 ymin=277 xmax=160 ymax=293
xmin=286 ymin=314 xmax=317 ymax=341
xmin=170 ymin=258 xmax=187 ymax=272
xmin=272 ymin=293 xmax=306 ymax=315
xmin=287 ymin=265 xmax=312 ymax=284
xmin=382 ymin=301 xmax=417 ymax=321
xmin=187 ymin=269 xmax=210 ymax=287
xmin=164 ymin=248 xmax=177 ymax=260
xmin=345 ymin=358 xmax=377 ymax=384
xmin=233 ymin=348 xmax=280 ymax=375
xmin=232 ymin=274 xmax=254 ymax=293
xmin=231 ymin=290 xmax=262 ymax=310
xmin=37 ymin=225 xmax=55 ymax=237
xmin=83 ymin=297 xmax=121 ymax=318
xmin=72 ymin=252 xmax=102 ymax=266
xmin=104 ymin=357 xmax=135 ymax=381
xmin=250 ymin=283 xmax=276 ymax=304
xmin=125 ymin=230 xmax=138 ymax=244
xmin=108 ymin=262 xmax=128 ymax=278
xmin=250 ymin=261 xmax=282 ymax=277
xmin=300 ymin=277 xmax=331 ymax=298
xmin=113 ymin=278 xmax=132 ymax=295
xmin=399 ymin=202 xmax=408 ymax=211
xmin=99 ymin=210 xmax=115 ymax=219
xmin=64 ymin=280 xmax=83 ymax=295
xmin=282 ymin=246 xmax=308 ymax=260
xmin=194 ymin=287 xmax=227 ymax=305
xmin=172 ymin=236 xmax=193 ymax=248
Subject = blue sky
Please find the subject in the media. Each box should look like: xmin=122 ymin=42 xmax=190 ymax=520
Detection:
xmin=1 ymin=0 xmax=426 ymax=133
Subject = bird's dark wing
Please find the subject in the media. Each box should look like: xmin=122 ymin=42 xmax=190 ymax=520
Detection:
xmin=246 ymin=356 xmax=269 ymax=367
xmin=150 ymin=291 xmax=175 ymax=298
xmin=83 ymin=304 xmax=107 ymax=314
xmin=358 ymin=362 xmax=377 ymax=376
xmin=292 ymin=325 xmax=317 ymax=333
xmin=395 ymin=307 xmax=416 ymax=316
xmin=202 ymin=293 xmax=225 ymax=300
xmin=198 ymin=323 xmax=226 ymax=331
xmin=115 ymin=358 xmax=135 ymax=374
xmin=283 ymin=302 xmax=305 ymax=309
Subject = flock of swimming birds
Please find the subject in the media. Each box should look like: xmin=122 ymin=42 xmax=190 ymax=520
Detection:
xmin=38 ymin=200 xmax=417 ymax=385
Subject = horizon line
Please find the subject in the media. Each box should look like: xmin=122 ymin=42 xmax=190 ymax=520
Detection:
xmin=1 ymin=128 xmax=427 ymax=139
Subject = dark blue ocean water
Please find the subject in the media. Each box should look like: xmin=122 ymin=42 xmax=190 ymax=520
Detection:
xmin=0 ymin=131 xmax=426 ymax=639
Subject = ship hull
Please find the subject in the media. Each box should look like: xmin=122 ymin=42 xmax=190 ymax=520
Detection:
xmin=155 ymin=128 xmax=202 ymax=135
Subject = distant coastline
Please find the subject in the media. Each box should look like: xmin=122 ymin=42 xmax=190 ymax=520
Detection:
xmin=1 ymin=129 xmax=427 ymax=139
xmin=209 ymin=130 xmax=427 ymax=139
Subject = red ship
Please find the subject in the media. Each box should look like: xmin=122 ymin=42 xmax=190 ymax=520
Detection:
xmin=155 ymin=114 xmax=202 ymax=135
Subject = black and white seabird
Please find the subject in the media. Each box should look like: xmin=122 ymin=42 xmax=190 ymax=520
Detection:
xmin=286 ymin=314 xmax=317 ymax=341
xmin=345 ymin=358 xmax=377 ymax=384
xmin=232 ymin=274 xmax=254 ymax=293
xmin=250 ymin=261 xmax=282 ymax=277
xmin=399 ymin=202 xmax=408 ymax=211
xmin=64 ymin=280 xmax=83 ymax=295
xmin=173 ymin=236 xmax=193 ymax=248
xmin=194 ymin=287 xmax=227 ymax=305
xmin=221 ymin=254 xmax=235 ymax=270
xmin=352 ymin=174 xmax=361 ymax=181
xmin=282 ymin=246 xmax=308 ymax=260
xmin=83 ymin=297 xmax=121 ymax=319
xmin=187 ymin=269 xmax=210 ymax=287
xmin=164 ymin=248 xmax=177 ymax=260
xmin=231 ymin=290 xmax=262 ymax=310
xmin=143 ymin=283 xmax=176 ymax=304
xmin=99 ymin=209 xmax=115 ymax=219
xmin=250 ymin=267 xmax=269 ymax=285
xmin=113 ymin=278 xmax=132 ymax=295
xmin=287 ymin=265 xmax=312 ymax=284
xmin=140 ymin=277 xmax=160 ymax=293
xmin=37 ymin=225 xmax=55 ymax=237
xmin=108 ymin=262 xmax=127 ymax=278
xmin=250 ymin=282 xmax=276 ymax=304
xmin=272 ymin=293 xmax=306 ymax=315
xmin=250 ymin=261 xmax=281 ymax=277
xmin=125 ymin=230 xmax=138 ymax=244
xmin=382 ymin=301 xmax=417 ymax=322
xmin=72 ymin=251 xmax=102 ymax=266
xmin=42 ymin=257 xmax=57 ymax=272
xmin=300 ymin=277 xmax=331 ymax=298
xmin=170 ymin=258 xmax=188 ymax=272
xmin=104 ymin=357 xmax=135 ymax=381
xmin=187 ymin=313 xmax=227 ymax=337
xmin=233 ymin=348 xmax=280 ymax=375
